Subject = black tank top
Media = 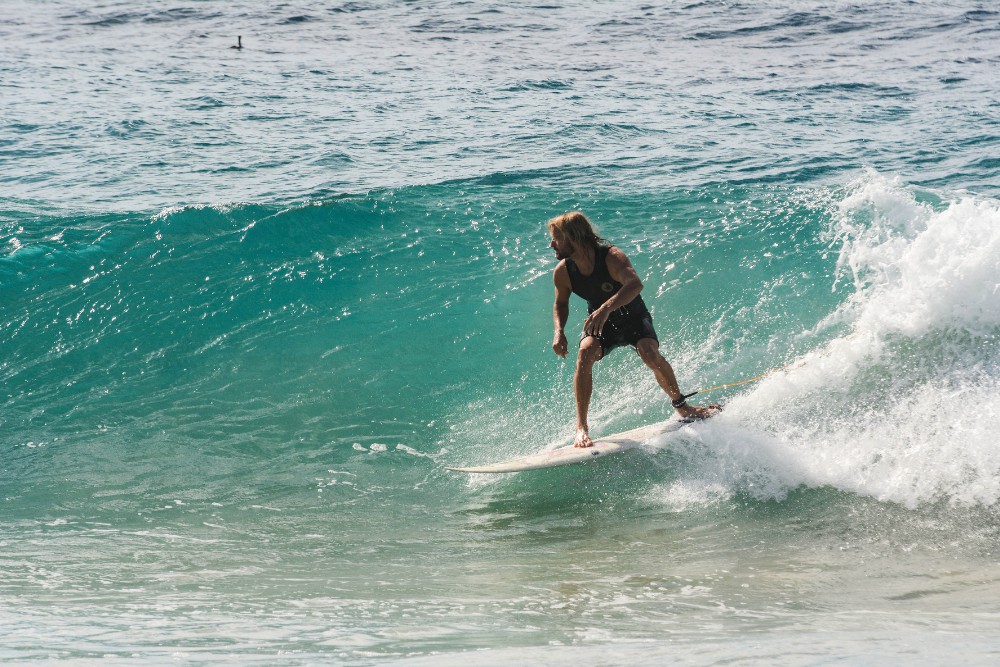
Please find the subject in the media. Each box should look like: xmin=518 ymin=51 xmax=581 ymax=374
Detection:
xmin=565 ymin=245 xmax=650 ymax=318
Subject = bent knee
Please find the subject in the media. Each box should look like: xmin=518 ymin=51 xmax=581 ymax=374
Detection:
xmin=635 ymin=338 xmax=661 ymax=363
xmin=578 ymin=336 xmax=603 ymax=364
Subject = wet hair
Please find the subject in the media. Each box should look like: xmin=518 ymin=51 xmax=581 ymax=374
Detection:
xmin=547 ymin=211 xmax=607 ymax=250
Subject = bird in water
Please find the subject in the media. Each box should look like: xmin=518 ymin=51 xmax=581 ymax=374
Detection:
xmin=230 ymin=36 xmax=243 ymax=50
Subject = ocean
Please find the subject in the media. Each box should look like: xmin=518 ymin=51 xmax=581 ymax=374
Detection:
xmin=2 ymin=1 xmax=999 ymax=664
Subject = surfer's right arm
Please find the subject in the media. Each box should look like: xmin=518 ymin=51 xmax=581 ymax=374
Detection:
xmin=552 ymin=260 xmax=571 ymax=358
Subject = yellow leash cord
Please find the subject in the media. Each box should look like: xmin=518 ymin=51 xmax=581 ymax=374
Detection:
xmin=681 ymin=363 xmax=794 ymax=401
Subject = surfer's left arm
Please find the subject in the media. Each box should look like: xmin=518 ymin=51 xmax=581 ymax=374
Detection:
xmin=583 ymin=246 xmax=643 ymax=337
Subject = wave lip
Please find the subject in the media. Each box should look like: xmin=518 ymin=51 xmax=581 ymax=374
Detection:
xmin=832 ymin=170 xmax=1000 ymax=338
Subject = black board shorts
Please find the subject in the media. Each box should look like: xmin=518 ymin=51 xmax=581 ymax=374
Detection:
xmin=580 ymin=310 xmax=658 ymax=357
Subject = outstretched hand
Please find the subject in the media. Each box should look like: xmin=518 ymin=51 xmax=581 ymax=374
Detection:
xmin=552 ymin=331 xmax=568 ymax=358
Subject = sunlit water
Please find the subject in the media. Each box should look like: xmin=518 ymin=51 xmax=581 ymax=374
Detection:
xmin=2 ymin=1 xmax=999 ymax=664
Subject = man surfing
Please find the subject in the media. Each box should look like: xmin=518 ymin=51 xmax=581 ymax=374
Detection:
xmin=548 ymin=211 xmax=719 ymax=448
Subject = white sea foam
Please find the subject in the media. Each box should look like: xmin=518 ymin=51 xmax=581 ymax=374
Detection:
xmin=831 ymin=170 xmax=1000 ymax=337
xmin=699 ymin=173 xmax=1000 ymax=508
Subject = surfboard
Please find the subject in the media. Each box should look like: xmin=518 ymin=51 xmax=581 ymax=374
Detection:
xmin=446 ymin=417 xmax=701 ymax=474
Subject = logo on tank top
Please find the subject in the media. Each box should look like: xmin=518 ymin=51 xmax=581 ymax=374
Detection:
xmin=601 ymin=282 xmax=614 ymax=293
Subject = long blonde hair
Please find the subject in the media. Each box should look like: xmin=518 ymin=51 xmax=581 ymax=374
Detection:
xmin=546 ymin=211 xmax=607 ymax=250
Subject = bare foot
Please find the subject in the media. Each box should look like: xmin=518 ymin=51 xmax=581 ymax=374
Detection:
xmin=574 ymin=428 xmax=595 ymax=448
xmin=675 ymin=403 xmax=722 ymax=420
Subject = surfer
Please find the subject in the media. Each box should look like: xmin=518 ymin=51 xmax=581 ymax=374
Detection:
xmin=549 ymin=211 xmax=719 ymax=448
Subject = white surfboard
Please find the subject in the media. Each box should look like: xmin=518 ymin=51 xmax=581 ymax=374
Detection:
xmin=446 ymin=417 xmax=699 ymax=474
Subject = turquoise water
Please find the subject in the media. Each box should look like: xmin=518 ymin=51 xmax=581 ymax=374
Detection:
xmin=2 ymin=2 xmax=1000 ymax=664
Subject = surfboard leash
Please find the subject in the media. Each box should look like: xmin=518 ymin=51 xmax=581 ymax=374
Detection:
xmin=677 ymin=362 xmax=795 ymax=403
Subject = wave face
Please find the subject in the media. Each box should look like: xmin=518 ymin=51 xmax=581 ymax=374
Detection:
xmin=5 ymin=174 xmax=1000 ymax=663
xmin=2 ymin=0 xmax=1000 ymax=664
